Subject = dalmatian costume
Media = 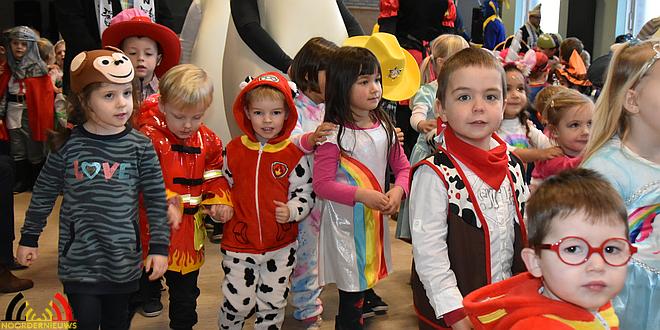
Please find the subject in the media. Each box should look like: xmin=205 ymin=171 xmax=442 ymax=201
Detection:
xmin=219 ymin=72 xmax=314 ymax=329
xmin=408 ymin=127 xmax=529 ymax=328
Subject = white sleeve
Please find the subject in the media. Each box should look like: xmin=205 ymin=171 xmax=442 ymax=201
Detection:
xmin=409 ymin=164 xmax=464 ymax=318
xmin=179 ymin=0 xmax=202 ymax=64
xmin=527 ymin=121 xmax=553 ymax=149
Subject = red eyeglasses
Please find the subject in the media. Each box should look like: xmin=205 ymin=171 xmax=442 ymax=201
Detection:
xmin=538 ymin=236 xmax=637 ymax=267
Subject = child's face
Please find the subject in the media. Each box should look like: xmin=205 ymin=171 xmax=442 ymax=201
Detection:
xmin=523 ymin=210 xmax=629 ymax=311
xmin=161 ymin=102 xmax=207 ymax=140
xmin=629 ymin=61 xmax=660 ymax=140
xmin=539 ymin=47 xmax=556 ymax=59
xmin=437 ymin=66 xmax=504 ymax=150
xmin=55 ymin=43 xmax=65 ymax=66
xmin=245 ymin=97 xmax=288 ymax=140
xmin=349 ymin=71 xmax=382 ymax=117
xmin=122 ymin=36 xmax=160 ymax=80
xmin=551 ymin=103 xmax=593 ymax=157
xmin=86 ymin=83 xmax=134 ymax=135
xmin=10 ymin=39 xmax=28 ymax=60
xmin=504 ymin=70 xmax=527 ymax=119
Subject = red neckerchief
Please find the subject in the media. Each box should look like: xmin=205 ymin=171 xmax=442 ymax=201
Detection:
xmin=444 ymin=126 xmax=509 ymax=189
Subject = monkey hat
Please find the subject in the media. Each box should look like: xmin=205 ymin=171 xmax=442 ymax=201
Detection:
xmin=69 ymin=46 xmax=135 ymax=93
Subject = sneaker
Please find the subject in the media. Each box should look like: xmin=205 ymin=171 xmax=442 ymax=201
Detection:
xmin=362 ymin=304 xmax=376 ymax=319
xmin=364 ymin=294 xmax=388 ymax=315
xmin=210 ymin=224 xmax=223 ymax=244
xmin=302 ymin=316 xmax=323 ymax=330
xmin=139 ymin=299 xmax=163 ymax=317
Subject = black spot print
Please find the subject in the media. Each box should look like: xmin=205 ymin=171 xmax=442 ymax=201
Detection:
xmin=267 ymin=259 xmax=277 ymax=272
xmin=244 ymin=268 xmax=255 ymax=287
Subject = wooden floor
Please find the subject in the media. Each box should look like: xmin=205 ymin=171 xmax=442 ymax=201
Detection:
xmin=1 ymin=193 xmax=419 ymax=329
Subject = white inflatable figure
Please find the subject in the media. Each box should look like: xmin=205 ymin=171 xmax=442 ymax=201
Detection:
xmin=185 ymin=0 xmax=361 ymax=141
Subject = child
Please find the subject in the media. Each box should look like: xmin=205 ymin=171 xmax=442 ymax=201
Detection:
xmin=464 ymin=168 xmax=633 ymax=329
xmin=582 ymin=38 xmax=660 ymax=330
xmin=397 ymin=34 xmax=468 ymax=241
xmin=409 ymin=47 xmax=529 ymax=329
xmin=219 ymin=71 xmax=314 ymax=329
xmin=530 ymin=88 xmax=594 ymax=189
xmin=554 ymin=37 xmax=592 ymax=94
xmin=54 ymin=39 xmax=65 ymax=70
xmin=0 ymin=26 xmax=54 ymax=193
xmin=36 ymin=37 xmax=66 ymax=128
xmin=15 ymin=47 xmax=170 ymax=329
xmin=313 ymin=46 xmax=410 ymax=329
xmin=288 ymin=36 xmax=338 ymax=329
xmin=497 ymin=64 xmax=562 ymax=165
xmin=137 ymin=63 xmax=233 ymax=329
xmin=102 ymin=8 xmax=180 ymax=102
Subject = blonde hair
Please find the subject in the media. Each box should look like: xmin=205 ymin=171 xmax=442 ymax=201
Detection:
xmin=244 ymin=85 xmax=286 ymax=109
xmin=159 ymin=64 xmax=213 ymax=110
xmin=543 ymin=89 xmax=593 ymax=138
xmin=420 ymin=34 xmax=469 ymax=84
xmin=37 ymin=37 xmax=54 ymax=64
xmin=583 ymin=38 xmax=660 ymax=162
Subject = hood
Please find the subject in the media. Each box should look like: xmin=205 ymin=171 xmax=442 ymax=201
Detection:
xmin=463 ymin=272 xmax=617 ymax=329
xmin=232 ymin=72 xmax=298 ymax=144
xmin=483 ymin=0 xmax=500 ymax=18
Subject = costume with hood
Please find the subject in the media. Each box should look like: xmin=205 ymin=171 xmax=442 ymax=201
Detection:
xmin=463 ymin=272 xmax=620 ymax=329
xmin=409 ymin=127 xmax=528 ymax=328
xmin=0 ymin=26 xmax=54 ymax=146
xmin=219 ymin=72 xmax=314 ymax=330
xmin=482 ymin=1 xmax=506 ymax=50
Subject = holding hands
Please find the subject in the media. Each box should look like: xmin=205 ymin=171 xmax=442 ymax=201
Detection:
xmin=273 ymin=200 xmax=291 ymax=223
xmin=356 ymin=186 xmax=404 ymax=215
xmin=204 ymin=204 xmax=234 ymax=223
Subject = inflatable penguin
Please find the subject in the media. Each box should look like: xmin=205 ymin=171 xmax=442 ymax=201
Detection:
xmin=186 ymin=0 xmax=362 ymax=142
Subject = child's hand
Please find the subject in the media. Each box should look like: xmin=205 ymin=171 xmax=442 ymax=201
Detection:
xmin=166 ymin=196 xmax=183 ymax=230
xmin=451 ymin=317 xmax=473 ymax=330
xmin=307 ymin=122 xmax=337 ymax=146
xmin=205 ymin=204 xmax=234 ymax=223
xmin=273 ymin=201 xmax=291 ymax=223
xmin=382 ymin=186 xmax=404 ymax=215
xmin=417 ymin=119 xmax=437 ymax=133
xmin=395 ymin=127 xmax=405 ymax=143
xmin=355 ymin=188 xmax=389 ymax=211
xmin=16 ymin=245 xmax=38 ymax=266
xmin=540 ymin=146 xmax=564 ymax=160
xmin=145 ymin=254 xmax=168 ymax=281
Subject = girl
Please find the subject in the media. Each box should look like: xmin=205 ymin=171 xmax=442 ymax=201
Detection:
xmin=396 ymin=34 xmax=468 ymax=241
xmin=16 ymin=48 xmax=170 ymax=330
xmin=313 ymin=46 xmax=410 ymax=329
xmin=497 ymin=64 xmax=562 ymax=169
xmin=288 ymin=36 xmax=338 ymax=329
xmin=530 ymin=88 xmax=594 ymax=190
xmin=582 ymin=39 xmax=660 ymax=330
xmin=533 ymin=84 xmax=567 ymax=127
xmin=0 ymin=26 xmax=54 ymax=193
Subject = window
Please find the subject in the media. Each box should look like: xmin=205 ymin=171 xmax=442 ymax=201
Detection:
xmin=628 ymin=0 xmax=660 ymax=36
xmin=523 ymin=0 xmax=561 ymax=33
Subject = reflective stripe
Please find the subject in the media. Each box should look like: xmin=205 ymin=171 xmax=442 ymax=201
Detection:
xmin=203 ymin=170 xmax=223 ymax=180
xmin=180 ymin=194 xmax=203 ymax=206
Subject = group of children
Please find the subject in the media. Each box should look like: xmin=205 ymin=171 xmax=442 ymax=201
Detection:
xmin=3 ymin=6 xmax=658 ymax=330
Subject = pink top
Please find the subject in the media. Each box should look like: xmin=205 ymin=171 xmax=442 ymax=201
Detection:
xmin=532 ymin=155 xmax=582 ymax=180
xmin=313 ymin=121 xmax=410 ymax=205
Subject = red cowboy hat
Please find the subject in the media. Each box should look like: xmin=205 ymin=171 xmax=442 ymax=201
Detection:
xmin=101 ymin=8 xmax=180 ymax=77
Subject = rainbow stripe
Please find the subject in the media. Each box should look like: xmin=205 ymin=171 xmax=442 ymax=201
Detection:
xmin=503 ymin=133 xmax=530 ymax=150
xmin=338 ymin=154 xmax=388 ymax=290
xmin=629 ymin=204 xmax=658 ymax=243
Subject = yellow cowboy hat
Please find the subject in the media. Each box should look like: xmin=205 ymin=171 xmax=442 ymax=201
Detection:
xmin=344 ymin=32 xmax=420 ymax=101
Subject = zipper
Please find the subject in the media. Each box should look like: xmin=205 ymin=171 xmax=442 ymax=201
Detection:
xmin=255 ymin=144 xmax=264 ymax=245
xmin=593 ymin=311 xmax=609 ymax=329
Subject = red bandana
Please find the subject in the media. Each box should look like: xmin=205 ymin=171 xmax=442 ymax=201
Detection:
xmin=444 ymin=126 xmax=510 ymax=189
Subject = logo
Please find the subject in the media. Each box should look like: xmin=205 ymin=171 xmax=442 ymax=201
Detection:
xmin=388 ymin=66 xmax=402 ymax=80
xmin=2 ymin=292 xmax=77 ymax=329
xmin=257 ymin=74 xmax=280 ymax=83
xmin=271 ymin=162 xmax=289 ymax=179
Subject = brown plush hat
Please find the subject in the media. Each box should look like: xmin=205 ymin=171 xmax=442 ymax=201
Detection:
xmin=70 ymin=46 xmax=135 ymax=93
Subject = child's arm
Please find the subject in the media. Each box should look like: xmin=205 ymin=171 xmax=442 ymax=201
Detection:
xmin=199 ymin=133 xmax=234 ymax=223
xmin=513 ymin=146 xmax=563 ymax=163
xmin=383 ymin=143 xmax=411 ymax=214
xmin=291 ymin=122 xmax=337 ymax=154
xmin=313 ymin=142 xmax=388 ymax=210
xmin=409 ymin=164 xmax=466 ymax=326
xmin=276 ymin=156 xmax=315 ymax=223
xmin=138 ymin=142 xmax=170 ymax=276
xmin=410 ymin=84 xmax=437 ymax=133
xmin=17 ymin=151 xmax=66 ymax=266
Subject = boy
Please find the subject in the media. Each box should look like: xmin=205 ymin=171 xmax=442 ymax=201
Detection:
xmin=102 ymin=8 xmax=180 ymax=101
xmin=137 ymin=64 xmax=233 ymax=329
xmin=464 ymin=168 xmax=632 ymax=329
xmin=219 ymin=71 xmax=314 ymax=329
xmin=409 ymin=48 xmax=529 ymax=329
